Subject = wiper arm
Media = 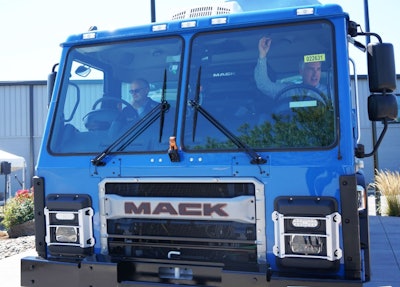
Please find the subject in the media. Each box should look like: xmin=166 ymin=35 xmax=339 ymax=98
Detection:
xmin=91 ymin=101 xmax=170 ymax=167
xmin=188 ymin=99 xmax=267 ymax=165
xmin=159 ymin=70 xmax=168 ymax=142
xmin=192 ymin=67 xmax=202 ymax=141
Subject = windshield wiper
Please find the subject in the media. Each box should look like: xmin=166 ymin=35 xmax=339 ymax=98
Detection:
xmin=91 ymin=71 xmax=170 ymax=167
xmin=91 ymin=102 xmax=170 ymax=166
xmin=159 ymin=70 xmax=168 ymax=142
xmin=191 ymin=67 xmax=201 ymax=141
xmin=189 ymin=67 xmax=266 ymax=165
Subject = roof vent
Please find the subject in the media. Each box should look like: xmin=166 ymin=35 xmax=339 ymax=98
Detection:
xmin=171 ymin=1 xmax=242 ymax=20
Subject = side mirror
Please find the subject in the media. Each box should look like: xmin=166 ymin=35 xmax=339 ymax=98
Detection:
xmin=368 ymin=94 xmax=398 ymax=121
xmin=47 ymin=64 xmax=58 ymax=105
xmin=367 ymin=43 xmax=396 ymax=92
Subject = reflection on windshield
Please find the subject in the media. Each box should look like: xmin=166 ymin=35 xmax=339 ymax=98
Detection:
xmin=49 ymin=37 xmax=181 ymax=154
xmin=184 ymin=21 xmax=336 ymax=151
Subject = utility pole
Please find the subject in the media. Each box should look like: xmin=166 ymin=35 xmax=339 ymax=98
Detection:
xmin=364 ymin=0 xmax=381 ymax=215
xmin=364 ymin=0 xmax=379 ymax=174
xmin=151 ymin=0 xmax=156 ymax=23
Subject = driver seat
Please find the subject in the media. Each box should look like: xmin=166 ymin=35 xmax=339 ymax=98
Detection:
xmin=83 ymin=109 xmax=121 ymax=131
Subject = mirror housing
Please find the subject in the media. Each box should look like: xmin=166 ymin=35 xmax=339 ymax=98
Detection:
xmin=368 ymin=94 xmax=398 ymax=121
xmin=47 ymin=64 xmax=58 ymax=105
xmin=367 ymin=43 xmax=396 ymax=92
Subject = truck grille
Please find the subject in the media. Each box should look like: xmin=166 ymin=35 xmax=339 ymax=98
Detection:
xmin=100 ymin=180 xmax=263 ymax=268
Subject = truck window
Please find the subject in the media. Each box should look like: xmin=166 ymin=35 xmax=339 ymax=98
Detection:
xmin=49 ymin=36 xmax=182 ymax=154
xmin=184 ymin=21 xmax=336 ymax=151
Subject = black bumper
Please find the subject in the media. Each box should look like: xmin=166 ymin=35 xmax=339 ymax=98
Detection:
xmin=21 ymin=256 xmax=362 ymax=287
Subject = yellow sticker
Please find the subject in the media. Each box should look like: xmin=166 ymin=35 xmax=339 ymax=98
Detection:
xmin=304 ymin=53 xmax=326 ymax=63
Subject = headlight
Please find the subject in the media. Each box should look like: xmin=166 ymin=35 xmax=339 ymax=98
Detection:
xmin=55 ymin=226 xmax=78 ymax=243
xmin=289 ymin=235 xmax=323 ymax=255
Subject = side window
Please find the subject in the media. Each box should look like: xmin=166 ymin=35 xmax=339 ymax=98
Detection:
xmin=65 ymin=62 xmax=105 ymax=132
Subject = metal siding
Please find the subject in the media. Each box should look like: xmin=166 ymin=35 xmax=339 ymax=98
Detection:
xmin=0 ymin=82 xmax=47 ymax=190
xmin=33 ymin=85 xmax=48 ymax=137
xmin=0 ymin=85 xmax=29 ymax=137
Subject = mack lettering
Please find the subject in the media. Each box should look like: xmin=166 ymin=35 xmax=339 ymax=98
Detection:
xmin=124 ymin=201 xmax=229 ymax=217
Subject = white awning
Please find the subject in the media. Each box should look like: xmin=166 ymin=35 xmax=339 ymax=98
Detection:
xmin=0 ymin=150 xmax=26 ymax=172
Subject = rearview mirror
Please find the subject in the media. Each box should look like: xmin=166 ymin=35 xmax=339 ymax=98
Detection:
xmin=75 ymin=65 xmax=91 ymax=77
xmin=368 ymin=94 xmax=398 ymax=121
xmin=367 ymin=43 xmax=396 ymax=93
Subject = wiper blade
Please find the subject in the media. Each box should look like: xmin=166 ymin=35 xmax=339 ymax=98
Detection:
xmin=159 ymin=70 xmax=168 ymax=142
xmin=91 ymin=101 xmax=170 ymax=167
xmin=188 ymin=99 xmax=267 ymax=165
xmin=192 ymin=66 xmax=202 ymax=141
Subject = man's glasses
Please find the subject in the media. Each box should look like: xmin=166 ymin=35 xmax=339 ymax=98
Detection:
xmin=129 ymin=88 xmax=145 ymax=95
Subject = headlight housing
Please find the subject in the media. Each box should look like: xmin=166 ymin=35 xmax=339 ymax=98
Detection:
xmin=44 ymin=194 xmax=95 ymax=256
xmin=272 ymin=196 xmax=342 ymax=270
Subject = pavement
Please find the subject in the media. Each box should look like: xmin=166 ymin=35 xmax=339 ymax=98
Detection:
xmin=364 ymin=216 xmax=400 ymax=287
xmin=0 ymin=216 xmax=399 ymax=287
xmin=0 ymin=249 xmax=37 ymax=287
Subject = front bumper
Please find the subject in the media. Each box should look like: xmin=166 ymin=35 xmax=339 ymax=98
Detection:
xmin=21 ymin=256 xmax=362 ymax=287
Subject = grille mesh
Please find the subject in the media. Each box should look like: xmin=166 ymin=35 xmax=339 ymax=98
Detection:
xmin=105 ymin=182 xmax=257 ymax=266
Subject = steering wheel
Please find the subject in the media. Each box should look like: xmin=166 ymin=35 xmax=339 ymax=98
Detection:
xmin=83 ymin=97 xmax=134 ymax=131
xmin=274 ymin=83 xmax=327 ymax=106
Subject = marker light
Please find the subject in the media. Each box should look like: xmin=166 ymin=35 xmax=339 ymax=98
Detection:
xmin=291 ymin=217 xmax=319 ymax=228
xmin=211 ymin=17 xmax=227 ymax=25
xmin=181 ymin=21 xmax=197 ymax=28
xmin=55 ymin=212 xmax=75 ymax=221
xmin=82 ymin=32 xmax=96 ymax=40
xmin=152 ymin=24 xmax=167 ymax=32
xmin=296 ymin=8 xmax=315 ymax=16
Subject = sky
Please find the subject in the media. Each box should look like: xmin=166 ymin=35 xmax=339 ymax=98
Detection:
xmin=0 ymin=0 xmax=398 ymax=81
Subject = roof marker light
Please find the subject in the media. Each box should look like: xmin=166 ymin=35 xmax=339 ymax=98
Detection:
xmin=152 ymin=24 xmax=167 ymax=32
xmin=181 ymin=20 xmax=197 ymax=29
xmin=211 ymin=17 xmax=227 ymax=25
xmin=82 ymin=32 xmax=96 ymax=40
xmin=296 ymin=8 xmax=315 ymax=16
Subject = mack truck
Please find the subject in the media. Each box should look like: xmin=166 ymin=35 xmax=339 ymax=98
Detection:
xmin=21 ymin=1 xmax=397 ymax=286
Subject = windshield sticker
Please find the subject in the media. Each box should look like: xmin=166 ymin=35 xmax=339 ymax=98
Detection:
xmin=304 ymin=53 xmax=326 ymax=63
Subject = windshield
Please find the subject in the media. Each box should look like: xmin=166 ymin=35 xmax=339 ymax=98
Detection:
xmin=49 ymin=36 xmax=182 ymax=154
xmin=183 ymin=21 xmax=336 ymax=151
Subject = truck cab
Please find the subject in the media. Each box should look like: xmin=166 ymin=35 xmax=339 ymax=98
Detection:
xmin=21 ymin=2 xmax=397 ymax=287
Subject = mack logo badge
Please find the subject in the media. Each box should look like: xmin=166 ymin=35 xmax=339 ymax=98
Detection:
xmin=125 ymin=202 xmax=228 ymax=217
xmin=104 ymin=195 xmax=256 ymax=223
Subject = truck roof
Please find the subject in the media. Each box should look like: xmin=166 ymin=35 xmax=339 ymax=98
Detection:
xmin=61 ymin=3 xmax=345 ymax=47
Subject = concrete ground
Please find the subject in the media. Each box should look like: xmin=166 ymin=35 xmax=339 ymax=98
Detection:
xmin=364 ymin=216 xmax=400 ymax=287
xmin=0 ymin=216 xmax=399 ymax=287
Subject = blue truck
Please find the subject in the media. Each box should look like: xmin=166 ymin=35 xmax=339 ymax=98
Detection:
xmin=21 ymin=1 xmax=397 ymax=286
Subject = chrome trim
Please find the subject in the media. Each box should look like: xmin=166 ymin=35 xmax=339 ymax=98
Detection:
xmin=99 ymin=177 xmax=266 ymax=263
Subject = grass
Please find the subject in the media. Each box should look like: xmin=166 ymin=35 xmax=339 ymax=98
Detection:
xmin=373 ymin=169 xmax=400 ymax=216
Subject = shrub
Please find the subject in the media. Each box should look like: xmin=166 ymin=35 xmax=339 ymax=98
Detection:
xmin=373 ymin=169 xmax=400 ymax=216
xmin=2 ymin=189 xmax=34 ymax=230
